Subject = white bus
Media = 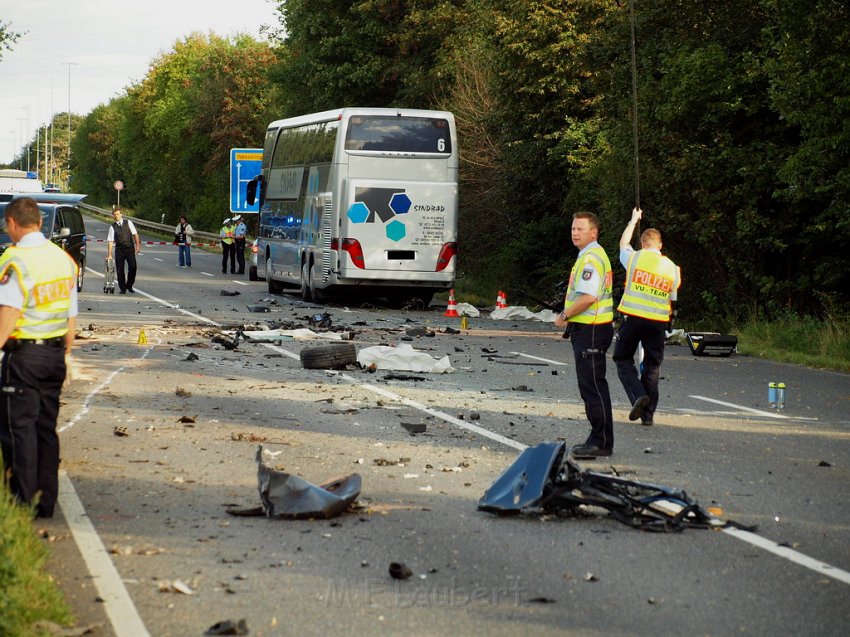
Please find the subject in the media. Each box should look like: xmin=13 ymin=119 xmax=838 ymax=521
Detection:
xmin=247 ymin=107 xmax=458 ymax=305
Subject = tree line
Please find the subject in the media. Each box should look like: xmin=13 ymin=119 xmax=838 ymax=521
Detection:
xmin=64 ymin=0 xmax=847 ymax=320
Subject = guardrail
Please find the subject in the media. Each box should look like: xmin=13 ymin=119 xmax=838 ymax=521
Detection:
xmin=80 ymin=202 xmax=223 ymax=246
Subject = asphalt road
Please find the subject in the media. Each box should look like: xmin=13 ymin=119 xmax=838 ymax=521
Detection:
xmin=37 ymin=216 xmax=850 ymax=637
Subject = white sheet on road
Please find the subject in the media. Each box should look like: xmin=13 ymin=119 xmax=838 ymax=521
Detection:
xmin=490 ymin=306 xmax=557 ymax=322
xmin=357 ymin=343 xmax=454 ymax=374
xmin=236 ymin=328 xmax=344 ymax=341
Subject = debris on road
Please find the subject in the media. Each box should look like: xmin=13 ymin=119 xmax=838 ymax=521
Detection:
xmin=479 ymin=442 xmax=735 ymax=532
xmin=175 ymin=387 xmax=192 ymax=398
xmin=389 ymin=562 xmax=413 ymax=580
xmin=246 ymin=304 xmax=271 ymax=313
xmin=300 ymin=342 xmax=358 ymax=369
xmin=490 ymin=306 xmax=557 ymax=322
xmin=357 ymin=343 xmax=453 ymax=374
xmin=227 ymin=446 xmax=362 ymax=519
xmin=204 ymin=619 xmax=249 ymax=636
xmin=240 ymin=328 xmax=345 ymax=342
xmin=219 ymin=290 xmax=241 ymax=296
xmin=401 ymin=422 xmax=427 ymax=434
xmin=308 ymin=312 xmax=333 ymax=328
xmin=113 ymin=426 xmax=128 ymax=437
xmin=158 ymin=579 xmax=195 ymax=594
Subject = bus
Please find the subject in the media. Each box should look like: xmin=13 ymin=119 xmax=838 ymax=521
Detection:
xmin=247 ymin=108 xmax=458 ymax=305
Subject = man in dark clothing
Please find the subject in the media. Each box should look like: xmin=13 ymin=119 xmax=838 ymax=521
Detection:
xmin=106 ymin=209 xmax=141 ymax=293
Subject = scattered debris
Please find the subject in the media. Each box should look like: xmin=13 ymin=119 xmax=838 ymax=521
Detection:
xmin=389 ymin=562 xmax=413 ymax=580
xmin=818 ymin=460 xmax=832 ymax=467
xmin=373 ymin=457 xmax=411 ymax=467
xmin=226 ymin=446 xmax=361 ymax=519
xmin=246 ymin=304 xmax=271 ymax=313
xmin=178 ymin=415 xmax=196 ymax=424
xmin=113 ymin=426 xmax=128 ymax=437
xmin=158 ymin=579 xmax=194 ymax=594
xmin=175 ymin=387 xmax=192 ymax=398
xmin=490 ymin=306 xmax=557 ymax=322
xmin=300 ymin=343 xmax=358 ymax=369
xmin=219 ymin=290 xmax=241 ymax=296
xmin=401 ymin=422 xmax=427 ymax=434
xmin=383 ymin=373 xmax=427 ymax=382
xmin=212 ymin=332 xmax=241 ymax=350
xmin=528 ymin=597 xmax=557 ymax=604
xmin=308 ymin=313 xmax=333 ymax=328
xmin=405 ymin=326 xmax=435 ymax=338
xmin=479 ymin=442 xmax=743 ymax=532
xmin=31 ymin=621 xmax=103 ymax=636
xmin=204 ymin=619 xmax=249 ymax=636
xmin=184 ymin=352 xmax=199 ymax=361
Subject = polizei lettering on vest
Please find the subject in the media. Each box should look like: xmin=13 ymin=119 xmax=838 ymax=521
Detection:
xmin=632 ymin=268 xmax=673 ymax=294
xmin=33 ymin=279 xmax=73 ymax=305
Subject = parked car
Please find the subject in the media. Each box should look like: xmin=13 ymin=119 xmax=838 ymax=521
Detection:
xmin=0 ymin=192 xmax=88 ymax=291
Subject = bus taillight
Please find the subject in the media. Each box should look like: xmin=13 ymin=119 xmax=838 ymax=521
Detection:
xmin=435 ymin=242 xmax=457 ymax=272
xmin=336 ymin=238 xmax=365 ymax=269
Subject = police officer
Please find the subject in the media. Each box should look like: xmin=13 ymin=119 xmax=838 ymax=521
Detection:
xmin=106 ymin=208 xmax=141 ymax=294
xmin=232 ymin=214 xmax=247 ymax=275
xmin=0 ymin=197 xmax=78 ymax=518
xmin=219 ymin=218 xmax=236 ymax=274
xmin=613 ymin=207 xmax=681 ymax=426
xmin=554 ymin=212 xmax=615 ymax=459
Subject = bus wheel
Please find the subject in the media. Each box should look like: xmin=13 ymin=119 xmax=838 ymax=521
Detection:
xmin=301 ymin=261 xmax=313 ymax=302
xmin=309 ymin=262 xmax=326 ymax=303
xmin=267 ymin=257 xmax=284 ymax=294
xmin=300 ymin=343 xmax=357 ymax=369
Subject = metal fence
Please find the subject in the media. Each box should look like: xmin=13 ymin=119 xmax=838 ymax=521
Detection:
xmin=80 ymin=203 xmax=222 ymax=246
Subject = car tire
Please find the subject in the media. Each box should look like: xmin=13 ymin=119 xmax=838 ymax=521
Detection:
xmin=299 ymin=343 xmax=357 ymax=370
xmin=249 ymin=265 xmax=258 ymax=281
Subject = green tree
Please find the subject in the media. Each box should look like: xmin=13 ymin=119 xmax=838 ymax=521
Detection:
xmin=0 ymin=20 xmax=21 ymax=61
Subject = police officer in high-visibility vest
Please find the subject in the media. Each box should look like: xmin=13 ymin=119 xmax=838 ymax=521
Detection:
xmin=0 ymin=197 xmax=78 ymax=518
xmin=219 ymin=218 xmax=236 ymax=274
xmin=613 ymin=207 xmax=681 ymax=426
xmin=554 ymin=212 xmax=615 ymax=459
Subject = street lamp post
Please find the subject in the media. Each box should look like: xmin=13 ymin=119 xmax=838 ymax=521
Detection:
xmin=63 ymin=62 xmax=77 ymax=187
xmin=17 ymin=118 xmax=26 ymax=171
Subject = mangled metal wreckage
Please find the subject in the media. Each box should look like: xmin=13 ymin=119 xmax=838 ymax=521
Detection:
xmin=479 ymin=442 xmax=732 ymax=532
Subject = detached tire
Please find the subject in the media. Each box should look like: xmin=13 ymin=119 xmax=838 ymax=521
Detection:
xmin=300 ymin=343 xmax=357 ymax=369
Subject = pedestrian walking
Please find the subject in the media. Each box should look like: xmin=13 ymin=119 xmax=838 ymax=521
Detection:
xmin=219 ymin=218 xmax=236 ymax=274
xmin=553 ymin=211 xmax=615 ymax=459
xmin=106 ymin=208 xmax=141 ymax=294
xmin=612 ymin=207 xmax=681 ymax=426
xmin=232 ymin=214 xmax=247 ymax=275
xmin=0 ymin=197 xmax=78 ymax=518
xmin=174 ymin=215 xmax=194 ymax=268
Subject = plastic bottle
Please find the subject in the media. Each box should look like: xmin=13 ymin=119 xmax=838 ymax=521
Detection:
xmin=768 ymin=382 xmax=777 ymax=408
xmin=776 ymin=383 xmax=786 ymax=410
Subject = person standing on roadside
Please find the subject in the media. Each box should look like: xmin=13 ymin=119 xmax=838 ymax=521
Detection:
xmin=613 ymin=207 xmax=681 ymax=426
xmin=219 ymin=218 xmax=236 ymax=274
xmin=553 ymin=212 xmax=615 ymax=460
xmin=232 ymin=214 xmax=247 ymax=275
xmin=0 ymin=197 xmax=78 ymax=518
xmin=106 ymin=208 xmax=141 ymax=294
xmin=174 ymin=215 xmax=194 ymax=268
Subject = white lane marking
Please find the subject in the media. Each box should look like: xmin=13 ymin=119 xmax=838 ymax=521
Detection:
xmin=127 ymin=288 xmax=218 ymax=326
xmin=723 ymin=527 xmax=850 ymax=584
xmin=202 ymin=271 xmax=215 ymax=277
xmin=511 ymin=352 xmax=569 ymax=366
xmin=230 ymin=279 xmax=249 ymax=285
xmin=57 ymin=472 xmax=151 ymax=636
xmin=690 ymin=395 xmax=818 ymax=421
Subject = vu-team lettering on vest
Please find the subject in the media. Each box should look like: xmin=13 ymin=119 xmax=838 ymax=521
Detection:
xmin=618 ymin=250 xmax=680 ymax=322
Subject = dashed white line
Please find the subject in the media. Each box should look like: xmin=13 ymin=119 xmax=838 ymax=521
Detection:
xmin=690 ymin=395 xmax=818 ymax=421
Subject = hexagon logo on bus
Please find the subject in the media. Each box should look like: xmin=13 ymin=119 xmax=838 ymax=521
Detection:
xmin=347 ymin=202 xmax=370 ymax=224
xmin=386 ymin=220 xmax=406 ymax=241
xmin=389 ymin=192 xmax=412 ymax=215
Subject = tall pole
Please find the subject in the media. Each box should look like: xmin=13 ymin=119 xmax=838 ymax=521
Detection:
xmin=17 ymin=118 xmax=26 ymax=171
xmin=23 ymin=105 xmax=31 ymax=172
xmin=64 ymin=62 xmax=77 ymax=185
xmin=9 ymin=130 xmax=15 ymax=168
xmin=629 ymin=0 xmax=641 ymax=213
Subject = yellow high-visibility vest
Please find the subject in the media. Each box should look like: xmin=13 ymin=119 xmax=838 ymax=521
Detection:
xmin=565 ymin=245 xmax=614 ymax=324
xmin=0 ymin=241 xmax=77 ymax=339
xmin=618 ymin=249 xmax=680 ymax=322
xmin=220 ymin=224 xmax=235 ymax=245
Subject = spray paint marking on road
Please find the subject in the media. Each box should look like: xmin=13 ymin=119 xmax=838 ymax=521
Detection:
xmin=512 ymin=352 xmax=569 ymax=366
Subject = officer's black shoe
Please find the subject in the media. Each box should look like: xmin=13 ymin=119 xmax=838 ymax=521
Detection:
xmin=127 ymin=288 xmax=135 ymax=293
xmin=35 ymin=506 xmax=54 ymax=519
xmin=570 ymin=444 xmax=613 ymax=459
xmin=641 ymin=418 xmax=654 ymax=426
xmin=119 ymin=289 xmax=127 ymax=294
xmin=629 ymin=395 xmax=650 ymax=421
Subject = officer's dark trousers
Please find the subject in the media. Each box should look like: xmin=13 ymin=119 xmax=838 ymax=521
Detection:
xmin=115 ymin=245 xmax=137 ymax=291
xmin=613 ymin=315 xmax=666 ymax=421
xmin=222 ymin=243 xmax=236 ymax=273
xmin=235 ymin=239 xmax=246 ymax=274
xmin=0 ymin=341 xmax=66 ymax=517
xmin=569 ymin=322 xmax=614 ymax=450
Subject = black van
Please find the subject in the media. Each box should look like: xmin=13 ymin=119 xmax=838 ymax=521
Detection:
xmin=0 ymin=193 xmax=88 ymax=291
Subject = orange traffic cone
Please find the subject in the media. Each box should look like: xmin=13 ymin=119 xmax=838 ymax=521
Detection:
xmin=501 ymin=291 xmax=508 ymax=308
xmin=496 ymin=291 xmax=507 ymax=309
xmin=444 ymin=289 xmax=459 ymax=317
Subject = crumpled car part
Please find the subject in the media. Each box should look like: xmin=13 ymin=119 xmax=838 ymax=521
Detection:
xmin=479 ymin=442 xmax=728 ymax=532
xmin=256 ymin=446 xmax=361 ymax=519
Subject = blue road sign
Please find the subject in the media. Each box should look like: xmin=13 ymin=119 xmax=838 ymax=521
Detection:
xmin=229 ymin=148 xmax=262 ymax=213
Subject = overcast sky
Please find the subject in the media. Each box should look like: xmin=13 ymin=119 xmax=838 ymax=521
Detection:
xmin=0 ymin=0 xmax=282 ymax=166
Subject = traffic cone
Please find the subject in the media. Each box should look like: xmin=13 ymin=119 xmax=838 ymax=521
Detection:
xmin=444 ymin=289 xmax=459 ymax=317
xmin=500 ymin=291 xmax=508 ymax=308
xmin=138 ymin=328 xmax=147 ymax=344
xmin=495 ymin=291 xmax=503 ymax=309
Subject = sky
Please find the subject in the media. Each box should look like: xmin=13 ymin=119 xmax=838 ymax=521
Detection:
xmin=0 ymin=0 xmax=282 ymax=167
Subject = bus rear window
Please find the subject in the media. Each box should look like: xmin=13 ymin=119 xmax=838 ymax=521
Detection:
xmin=345 ymin=116 xmax=451 ymax=154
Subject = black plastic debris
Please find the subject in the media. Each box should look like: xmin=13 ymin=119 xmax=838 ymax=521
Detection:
xmin=184 ymin=352 xmax=199 ymax=362
xmin=308 ymin=312 xmax=333 ymax=328
xmin=401 ymin=422 xmax=427 ymax=434
xmin=405 ymin=326 xmax=435 ymax=338
xmin=479 ymin=442 xmax=722 ymax=532
xmin=204 ymin=619 xmax=248 ymax=636
xmin=220 ymin=290 xmax=241 ymax=296
xmin=212 ymin=332 xmax=241 ymax=350
xmin=389 ymin=562 xmax=413 ymax=580
xmin=383 ymin=373 xmax=427 ymax=382
xmin=246 ymin=305 xmax=271 ymax=313
xmin=253 ymin=446 xmax=361 ymax=519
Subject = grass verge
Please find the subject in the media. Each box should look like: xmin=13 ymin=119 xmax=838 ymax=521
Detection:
xmin=0 ymin=484 xmax=74 ymax=637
